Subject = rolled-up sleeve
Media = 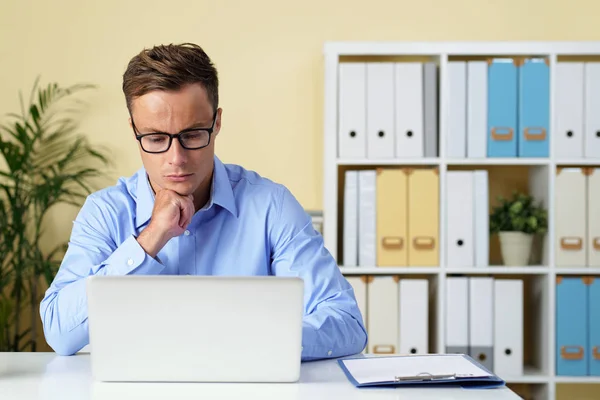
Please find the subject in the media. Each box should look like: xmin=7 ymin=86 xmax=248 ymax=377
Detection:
xmin=40 ymin=197 xmax=164 ymax=356
xmin=269 ymin=186 xmax=368 ymax=361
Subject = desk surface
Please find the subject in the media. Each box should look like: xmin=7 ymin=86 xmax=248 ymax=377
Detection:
xmin=0 ymin=353 xmax=522 ymax=400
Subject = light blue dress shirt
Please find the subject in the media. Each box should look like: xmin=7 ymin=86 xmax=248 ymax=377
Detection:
xmin=40 ymin=156 xmax=367 ymax=360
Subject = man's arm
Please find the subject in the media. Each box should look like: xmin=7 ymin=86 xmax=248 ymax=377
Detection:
xmin=269 ymin=186 xmax=368 ymax=361
xmin=41 ymin=188 xmax=195 ymax=356
xmin=40 ymin=196 xmax=166 ymax=356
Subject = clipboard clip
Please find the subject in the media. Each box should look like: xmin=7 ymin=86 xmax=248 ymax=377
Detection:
xmin=394 ymin=372 xmax=456 ymax=382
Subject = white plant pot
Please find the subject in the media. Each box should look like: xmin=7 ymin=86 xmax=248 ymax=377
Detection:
xmin=498 ymin=232 xmax=534 ymax=266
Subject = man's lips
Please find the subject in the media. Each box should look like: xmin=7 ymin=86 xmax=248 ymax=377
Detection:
xmin=165 ymin=173 xmax=193 ymax=181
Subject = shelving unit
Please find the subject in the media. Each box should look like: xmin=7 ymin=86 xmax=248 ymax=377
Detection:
xmin=322 ymin=41 xmax=600 ymax=400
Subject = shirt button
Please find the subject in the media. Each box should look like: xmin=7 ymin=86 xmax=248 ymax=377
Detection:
xmin=127 ymin=258 xmax=134 ymax=266
xmin=328 ymin=350 xmax=332 ymax=356
xmin=184 ymin=230 xmax=191 ymax=236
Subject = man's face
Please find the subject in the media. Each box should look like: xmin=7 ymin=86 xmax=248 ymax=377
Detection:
xmin=129 ymin=84 xmax=221 ymax=198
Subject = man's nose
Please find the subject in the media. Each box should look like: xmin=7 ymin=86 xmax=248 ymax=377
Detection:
xmin=167 ymin=138 xmax=187 ymax=165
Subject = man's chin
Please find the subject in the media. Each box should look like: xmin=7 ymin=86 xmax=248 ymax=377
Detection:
xmin=162 ymin=181 xmax=196 ymax=197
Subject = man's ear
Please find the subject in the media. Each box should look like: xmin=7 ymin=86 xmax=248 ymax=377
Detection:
xmin=214 ymin=108 xmax=223 ymax=136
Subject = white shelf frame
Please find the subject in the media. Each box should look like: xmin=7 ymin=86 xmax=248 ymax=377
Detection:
xmin=322 ymin=41 xmax=600 ymax=400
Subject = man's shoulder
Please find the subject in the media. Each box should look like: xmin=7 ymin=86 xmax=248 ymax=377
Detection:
xmin=223 ymin=161 xmax=285 ymax=194
xmin=83 ymin=169 xmax=141 ymax=215
xmin=221 ymin=161 xmax=306 ymax=221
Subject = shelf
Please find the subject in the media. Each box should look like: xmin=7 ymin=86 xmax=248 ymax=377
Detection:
xmin=503 ymin=366 xmax=549 ymax=384
xmin=555 ymin=159 xmax=600 ymax=166
xmin=324 ymin=41 xmax=600 ymax=57
xmin=446 ymin=266 xmax=549 ymax=275
xmin=336 ymin=158 xmax=440 ymax=166
xmin=338 ymin=267 xmax=440 ymax=275
xmin=336 ymin=158 xmax=554 ymax=166
xmin=446 ymin=158 xmax=549 ymax=166
xmin=555 ymin=267 xmax=600 ymax=275
xmin=555 ymin=375 xmax=600 ymax=383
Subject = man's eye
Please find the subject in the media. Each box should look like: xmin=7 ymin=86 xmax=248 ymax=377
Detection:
xmin=184 ymin=132 xmax=202 ymax=140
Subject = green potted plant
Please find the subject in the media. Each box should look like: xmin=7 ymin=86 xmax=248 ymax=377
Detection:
xmin=489 ymin=191 xmax=548 ymax=266
xmin=0 ymin=78 xmax=110 ymax=351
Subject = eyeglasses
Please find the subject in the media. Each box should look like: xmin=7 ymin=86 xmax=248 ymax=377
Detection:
xmin=130 ymin=111 xmax=217 ymax=154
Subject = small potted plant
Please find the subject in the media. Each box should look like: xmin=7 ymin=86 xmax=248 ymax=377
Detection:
xmin=489 ymin=191 xmax=548 ymax=266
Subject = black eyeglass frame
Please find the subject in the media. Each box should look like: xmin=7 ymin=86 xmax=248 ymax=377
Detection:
xmin=130 ymin=111 xmax=218 ymax=154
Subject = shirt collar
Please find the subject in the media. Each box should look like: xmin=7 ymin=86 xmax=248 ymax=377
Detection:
xmin=204 ymin=155 xmax=238 ymax=217
xmin=134 ymin=155 xmax=237 ymax=229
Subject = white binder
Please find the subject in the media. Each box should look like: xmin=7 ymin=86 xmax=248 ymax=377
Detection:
xmin=585 ymin=63 xmax=600 ymax=158
xmin=468 ymin=277 xmax=494 ymax=372
xmin=447 ymin=61 xmax=467 ymax=158
xmin=467 ymin=61 xmax=487 ymax=159
xmin=338 ymin=63 xmax=366 ymax=159
xmin=367 ymin=63 xmax=395 ymax=159
xmin=358 ymin=170 xmax=376 ymax=267
xmin=555 ymin=62 xmax=584 ymax=159
xmin=446 ymin=171 xmax=474 ymax=267
xmin=343 ymin=170 xmax=358 ymax=267
xmin=423 ymin=62 xmax=438 ymax=158
xmin=399 ymin=279 xmax=428 ymax=355
xmin=493 ymin=279 xmax=523 ymax=377
xmin=555 ymin=168 xmax=587 ymax=267
xmin=588 ymin=168 xmax=600 ymax=266
xmin=473 ymin=170 xmax=489 ymax=267
xmin=395 ymin=62 xmax=424 ymax=158
xmin=446 ymin=277 xmax=469 ymax=354
xmin=368 ymin=276 xmax=399 ymax=354
xmin=345 ymin=276 xmax=368 ymax=337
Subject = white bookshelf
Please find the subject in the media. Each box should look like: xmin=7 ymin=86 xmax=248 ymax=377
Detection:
xmin=339 ymin=266 xmax=441 ymax=275
xmin=322 ymin=41 xmax=600 ymax=400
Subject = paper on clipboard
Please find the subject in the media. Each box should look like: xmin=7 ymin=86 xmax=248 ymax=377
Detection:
xmin=341 ymin=354 xmax=492 ymax=385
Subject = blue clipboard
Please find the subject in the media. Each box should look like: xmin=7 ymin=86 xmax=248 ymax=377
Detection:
xmin=337 ymin=354 xmax=505 ymax=389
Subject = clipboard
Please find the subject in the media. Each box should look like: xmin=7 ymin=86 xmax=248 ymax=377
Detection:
xmin=337 ymin=353 xmax=505 ymax=389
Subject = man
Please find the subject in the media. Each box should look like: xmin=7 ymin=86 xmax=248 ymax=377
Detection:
xmin=40 ymin=43 xmax=367 ymax=360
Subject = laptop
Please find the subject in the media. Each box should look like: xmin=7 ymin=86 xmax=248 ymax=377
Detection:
xmin=85 ymin=275 xmax=304 ymax=383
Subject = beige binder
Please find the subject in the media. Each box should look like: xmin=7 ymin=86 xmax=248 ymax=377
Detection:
xmin=367 ymin=276 xmax=399 ymax=354
xmin=588 ymin=168 xmax=600 ymax=266
xmin=376 ymin=168 xmax=408 ymax=266
xmin=408 ymin=168 xmax=439 ymax=266
xmin=555 ymin=168 xmax=587 ymax=267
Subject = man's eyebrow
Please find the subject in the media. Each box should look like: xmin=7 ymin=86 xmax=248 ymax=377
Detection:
xmin=138 ymin=120 xmax=210 ymax=133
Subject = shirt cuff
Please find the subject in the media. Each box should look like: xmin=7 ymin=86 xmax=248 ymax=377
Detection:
xmin=104 ymin=235 xmax=166 ymax=275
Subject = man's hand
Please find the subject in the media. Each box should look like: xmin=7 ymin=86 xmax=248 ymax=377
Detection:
xmin=136 ymin=189 xmax=195 ymax=258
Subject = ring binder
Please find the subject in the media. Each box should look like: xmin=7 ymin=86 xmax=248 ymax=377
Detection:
xmin=394 ymin=372 xmax=456 ymax=382
xmin=337 ymin=354 xmax=505 ymax=389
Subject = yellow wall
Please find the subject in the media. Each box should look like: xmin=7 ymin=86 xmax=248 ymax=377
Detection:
xmin=3 ymin=0 xmax=600 ymax=217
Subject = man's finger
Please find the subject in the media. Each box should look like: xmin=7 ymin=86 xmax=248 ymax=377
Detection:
xmin=180 ymin=196 xmax=194 ymax=229
xmin=186 ymin=197 xmax=195 ymax=227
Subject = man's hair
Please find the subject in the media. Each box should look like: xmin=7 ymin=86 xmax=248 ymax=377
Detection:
xmin=122 ymin=42 xmax=219 ymax=113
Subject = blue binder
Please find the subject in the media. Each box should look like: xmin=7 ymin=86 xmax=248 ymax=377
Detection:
xmin=518 ymin=58 xmax=550 ymax=157
xmin=589 ymin=278 xmax=600 ymax=376
xmin=556 ymin=277 xmax=588 ymax=376
xmin=488 ymin=59 xmax=518 ymax=157
xmin=338 ymin=354 xmax=505 ymax=389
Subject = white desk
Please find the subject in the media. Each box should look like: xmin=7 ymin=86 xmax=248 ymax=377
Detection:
xmin=0 ymin=353 xmax=522 ymax=399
